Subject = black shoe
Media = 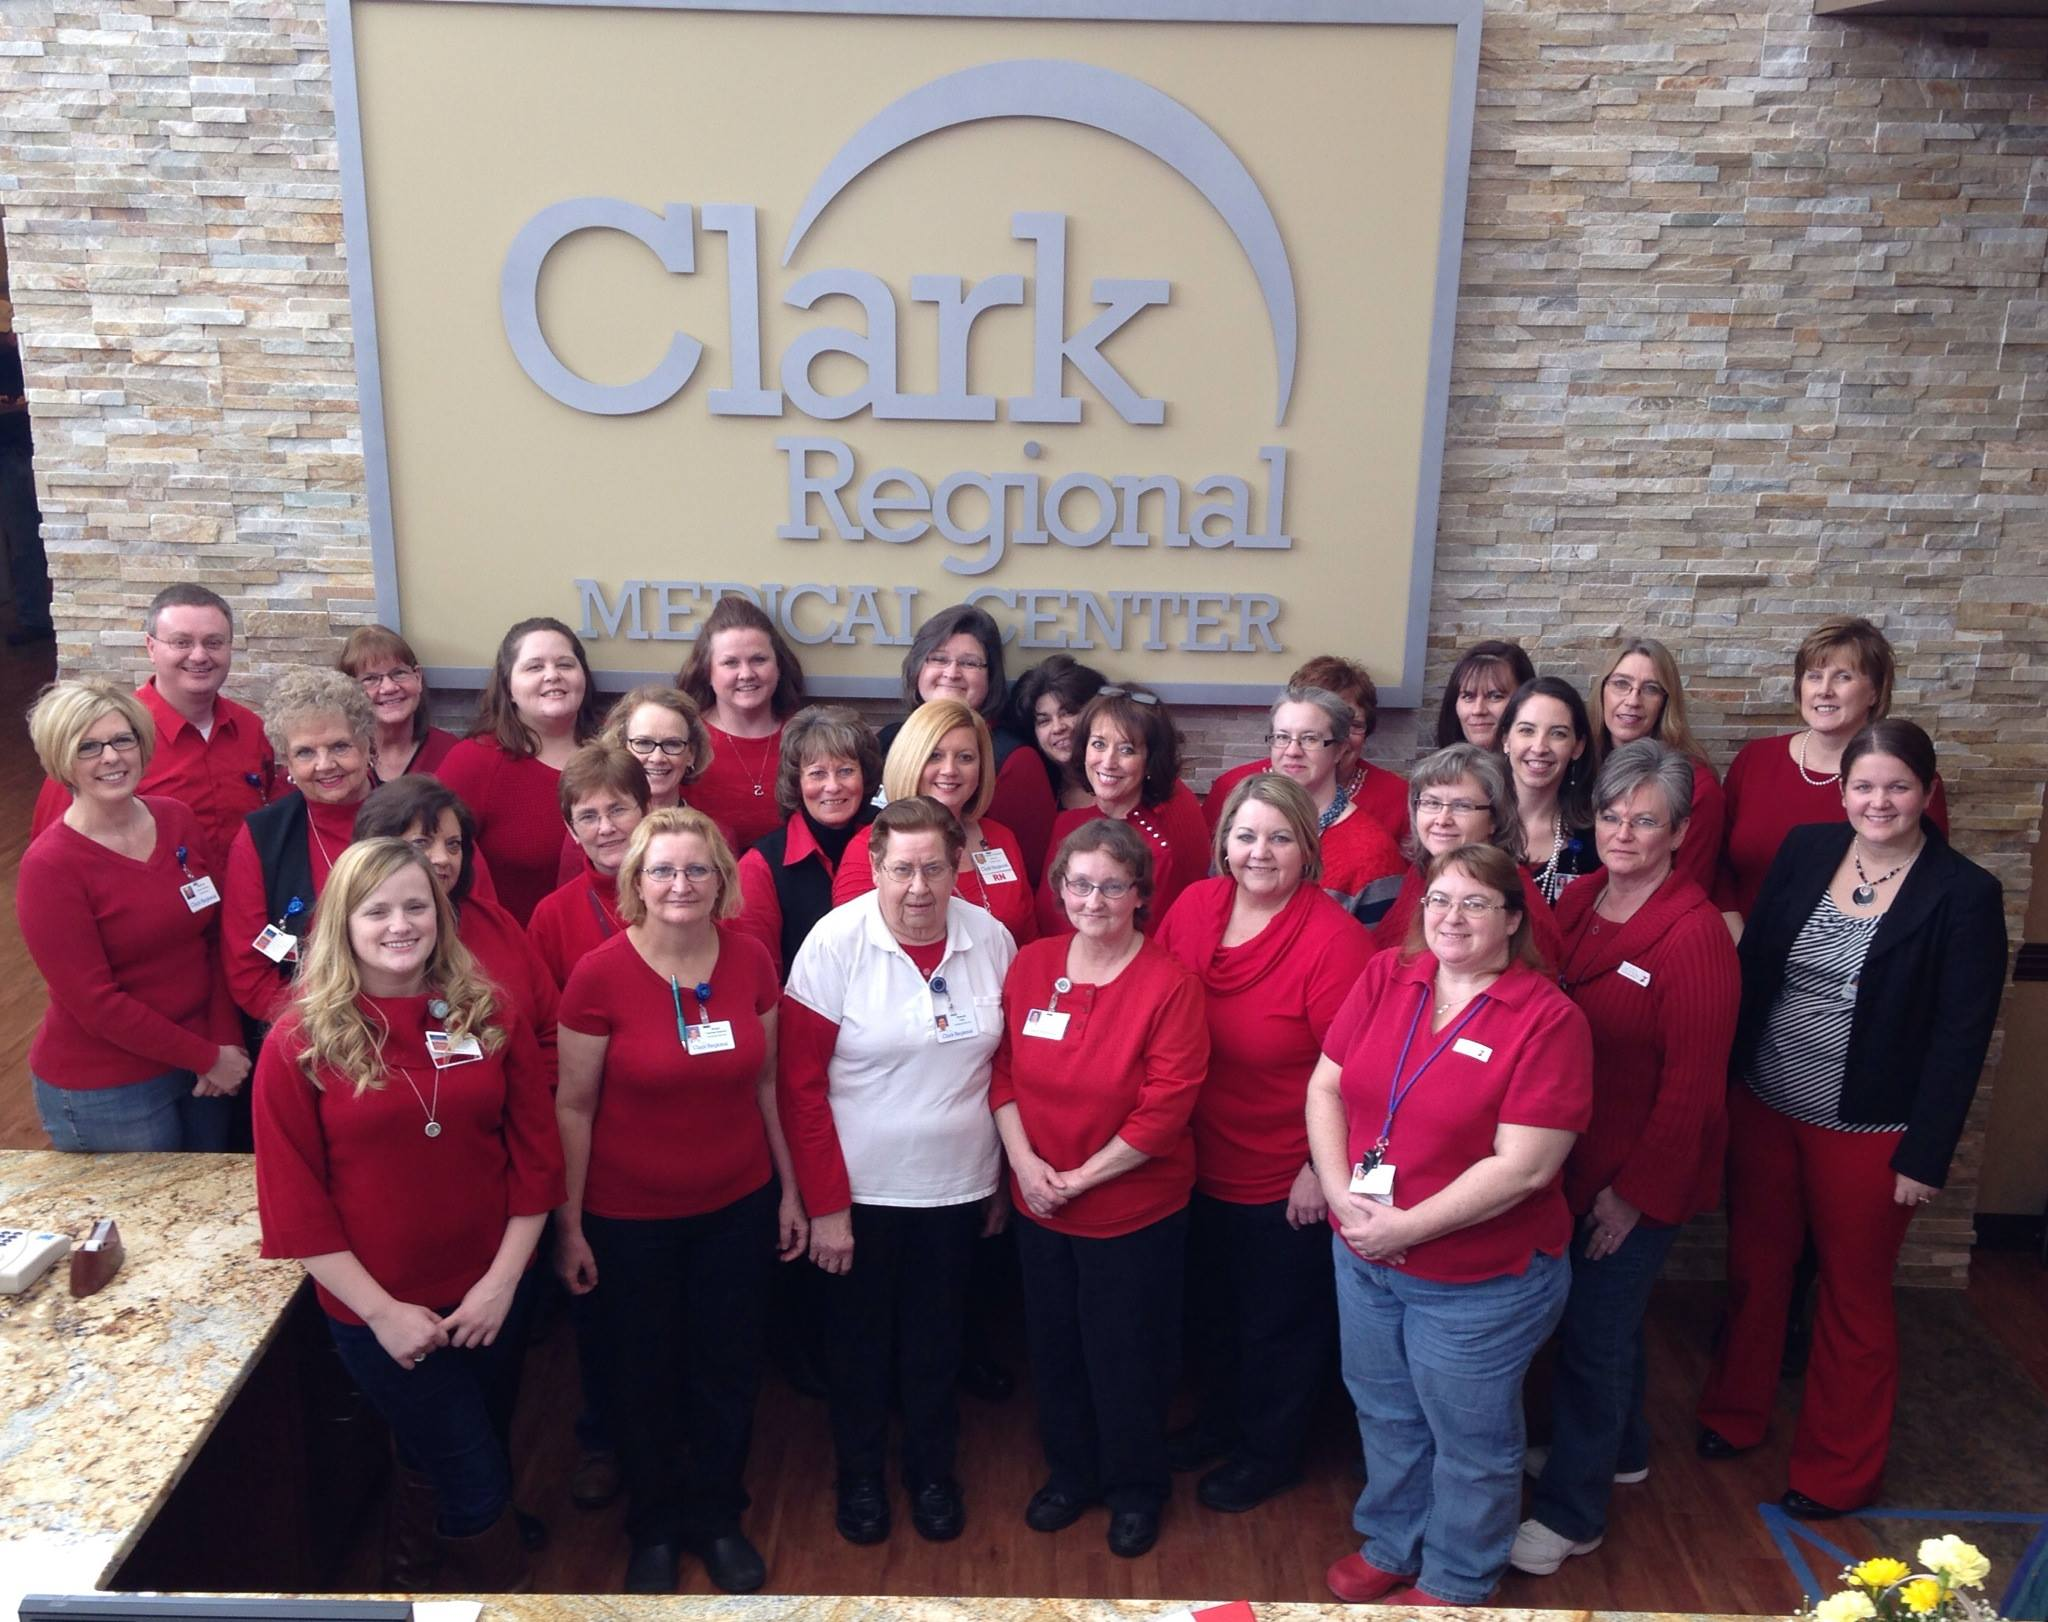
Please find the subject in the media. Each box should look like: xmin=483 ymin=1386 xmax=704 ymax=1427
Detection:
xmin=515 ymin=1510 xmax=549 ymax=1551
xmin=623 ymin=1539 xmax=681 ymax=1594
xmin=835 ymin=1474 xmax=891 ymax=1545
xmin=1781 ymin=1489 xmax=1847 ymax=1521
xmin=1024 ymin=1482 xmax=1095 ymax=1533
xmin=910 ymin=1477 xmax=965 ymax=1542
xmin=1166 ymin=1423 xmax=1227 ymax=1473
xmin=5 ymin=624 xmax=52 ymax=647
xmin=958 ymin=1355 xmax=1014 ymax=1403
xmin=1196 ymin=1458 xmax=1301 ymax=1514
xmin=1696 ymin=1427 xmax=1750 ymax=1460
xmin=1107 ymin=1507 xmax=1160 ymax=1558
xmin=689 ymin=1530 xmax=767 ymax=1594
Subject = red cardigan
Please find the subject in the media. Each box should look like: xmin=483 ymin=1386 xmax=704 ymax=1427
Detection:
xmin=1203 ymin=757 xmax=1409 ymax=845
xmin=1155 ymin=877 xmax=1375 ymax=1204
xmin=989 ymin=936 xmax=1209 ymax=1237
xmin=1033 ymin=782 xmax=1209 ymax=937
xmin=18 ymin=797 xmax=242 ymax=1087
xmin=1553 ymin=870 xmax=1740 ymax=1223
xmin=438 ymin=739 xmax=571 ymax=926
xmin=832 ymin=817 xmax=1037 ymax=946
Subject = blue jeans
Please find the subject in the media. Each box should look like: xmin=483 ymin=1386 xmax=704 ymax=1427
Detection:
xmin=326 ymin=1272 xmax=537 ymax=1537
xmin=34 ymin=1070 xmax=235 ymax=1152
xmin=1335 ymin=1237 xmax=1569 ymax=1603
xmin=1529 ymin=1219 xmax=1679 ymax=1541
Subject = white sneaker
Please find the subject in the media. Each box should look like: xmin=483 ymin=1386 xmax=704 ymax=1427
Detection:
xmin=1509 ymin=1517 xmax=1603 ymax=1576
xmin=1523 ymin=1444 xmax=1649 ymax=1484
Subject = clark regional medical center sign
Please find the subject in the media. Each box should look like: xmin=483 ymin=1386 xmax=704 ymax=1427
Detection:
xmin=333 ymin=0 xmax=1481 ymax=703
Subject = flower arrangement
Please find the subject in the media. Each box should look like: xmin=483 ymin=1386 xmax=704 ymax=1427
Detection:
xmin=1807 ymin=1537 xmax=1999 ymax=1622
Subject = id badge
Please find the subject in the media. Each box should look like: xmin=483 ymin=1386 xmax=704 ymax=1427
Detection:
xmin=254 ymin=924 xmax=299 ymax=964
xmin=1838 ymin=972 xmax=1861 ymax=1003
xmin=1358 ymin=1163 xmax=1397 ymax=1205
xmin=969 ymin=846 xmax=1018 ymax=885
xmin=934 ymin=1005 xmax=979 ymax=1043
xmin=181 ymin=876 xmax=220 ymax=912
xmin=425 ymin=1030 xmax=485 ymax=1068
xmin=1023 ymin=1008 xmax=1070 ymax=1041
xmin=685 ymin=1020 xmax=736 ymax=1055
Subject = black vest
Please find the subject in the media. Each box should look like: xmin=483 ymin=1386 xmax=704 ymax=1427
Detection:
xmin=244 ymin=791 xmax=313 ymax=990
xmin=751 ymin=823 xmax=837 ymax=975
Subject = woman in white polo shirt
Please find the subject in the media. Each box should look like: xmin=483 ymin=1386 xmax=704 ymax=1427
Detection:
xmin=777 ymin=795 xmax=1019 ymax=1552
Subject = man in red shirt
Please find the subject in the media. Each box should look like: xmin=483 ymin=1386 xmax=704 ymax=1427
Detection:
xmin=31 ymin=585 xmax=278 ymax=871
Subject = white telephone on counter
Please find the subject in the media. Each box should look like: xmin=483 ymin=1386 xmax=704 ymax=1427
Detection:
xmin=0 ymin=1227 xmax=71 ymax=1293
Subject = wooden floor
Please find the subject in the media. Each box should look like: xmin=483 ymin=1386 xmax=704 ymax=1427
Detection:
xmin=4 ymin=638 xmax=2044 ymax=1612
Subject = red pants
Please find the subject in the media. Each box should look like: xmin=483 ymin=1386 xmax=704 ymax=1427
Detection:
xmin=1696 ymin=1084 xmax=1915 ymax=1509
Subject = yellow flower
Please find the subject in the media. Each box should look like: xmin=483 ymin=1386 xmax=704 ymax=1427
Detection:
xmin=1815 ymin=1592 xmax=1878 ymax=1622
xmin=1900 ymin=1580 xmax=1943 ymax=1613
xmin=1851 ymin=1559 xmax=1912 ymax=1590
xmin=1918 ymin=1537 xmax=1991 ymax=1589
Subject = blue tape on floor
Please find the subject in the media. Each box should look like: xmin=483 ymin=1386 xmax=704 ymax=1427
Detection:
xmin=1760 ymin=1502 xmax=2048 ymax=1617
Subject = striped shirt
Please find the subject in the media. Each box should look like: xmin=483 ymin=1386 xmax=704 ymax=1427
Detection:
xmin=1748 ymin=895 xmax=1905 ymax=1132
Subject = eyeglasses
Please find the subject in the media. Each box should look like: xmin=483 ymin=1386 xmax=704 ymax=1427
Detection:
xmin=1596 ymin=811 xmax=1668 ymax=833
xmin=1062 ymin=875 xmax=1135 ymax=900
xmin=152 ymin=635 xmax=230 ymax=655
xmin=1604 ymin=675 xmax=1667 ymax=702
xmin=357 ymin=667 xmax=419 ymax=692
xmin=288 ymin=740 xmax=361 ymax=767
xmin=1097 ymin=685 xmax=1160 ymax=706
xmin=1416 ymin=796 xmax=1486 ymax=818
xmin=77 ymin=732 xmax=141 ymax=759
xmin=571 ymin=804 xmax=637 ymax=832
xmin=1421 ymin=892 xmax=1507 ymax=915
xmin=625 ymin=734 xmax=690 ymax=758
xmin=880 ymin=860 xmax=952 ymax=883
xmin=645 ymin=862 xmax=713 ymax=885
xmin=923 ymin=653 xmax=988 ymax=673
xmin=1266 ymin=730 xmax=1335 ymax=752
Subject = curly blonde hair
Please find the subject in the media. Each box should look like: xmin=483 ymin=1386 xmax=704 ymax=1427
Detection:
xmin=291 ymin=839 xmax=502 ymax=1095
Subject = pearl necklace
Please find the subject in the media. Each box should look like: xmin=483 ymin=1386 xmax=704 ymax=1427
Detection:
xmin=1794 ymin=730 xmax=1839 ymax=788
xmin=1533 ymin=813 xmax=1568 ymax=905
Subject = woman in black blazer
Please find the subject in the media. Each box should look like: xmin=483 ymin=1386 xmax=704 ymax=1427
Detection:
xmin=1695 ymin=719 xmax=2004 ymax=1519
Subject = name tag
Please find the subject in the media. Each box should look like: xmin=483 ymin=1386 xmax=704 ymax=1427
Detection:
xmin=1617 ymin=960 xmax=1651 ymax=988
xmin=934 ymin=1005 xmax=979 ymax=1043
xmin=253 ymin=924 xmax=299 ymax=964
xmin=684 ymin=1020 xmax=736 ymax=1056
xmin=1453 ymin=1037 xmax=1492 ymax=1063
xmin=1351 ymin=1162 xmax=1397 ymax=1204
xmin=425 ymin=1030 xmax=485 ymax=1068
xmin=970 ymin=847 xmax=1018 ymax=885
xmin=1023 ymin=1008 xmax=1070 ymax=1040
xmin=181 ymin=876 xmax=220 ymax=912
xmin=1839 ymin=973 xmax=1861 ymax=1003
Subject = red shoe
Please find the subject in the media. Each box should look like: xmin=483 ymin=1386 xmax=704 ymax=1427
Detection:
xmin=1381 ymin=1587 xmax=1464 ymax=1608
xmin=1326 ymin=1553 xmax=1419 ymax=1603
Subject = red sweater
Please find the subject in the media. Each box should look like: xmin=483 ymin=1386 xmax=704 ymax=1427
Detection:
xmin=832 ymin=818 xmax=1037 ymax=946
xmin=1319 ymin=810 xmax=1409 ymax=907
xmin=989 ymin=936 xmax=1209 ymax=1237
xmin=1033 ymin=782 xmax=1210 ymax=937
xmin=253 ymin=996 xmax=565 ymax=1324
xmin=558 ymin=928 xmax=778 ymax=1220
xmin=1673 ymin=757 xmax=1726 ymax=892
xmin=989 ymin=743 xmax=1057 ymax=888
xmin=1553 ymin=871 xmax=1739 ymax=1224
xmin=33 ymin=684 xmax=279 ymax=876
xmin=1156 ymin=877 xmax=1375 ymax=1203
xmin=1371 ymin=863 xmax=1565 ymax=973
xmin=221 ymin=794 xmax=365 ymax=1024
xmin=18 ymin=797 xmax=242 ymax=1088
xmin=1713 ymin=732 xmax=1950 ymax=918
xmin=526 ymin=864 xmax=624 ymax=990
xmin=690 ymin=723 xmax=786 ymax=854
xmin=438 ymin=739 xmax=569 ymax=925
xmin=1323 ymin=952 xmax=1593 ymax=1283
xmin=1203 ymin=758 xmax=1409 ymax=845
xmin=458 ymin=893 xmax=561 ymax=1094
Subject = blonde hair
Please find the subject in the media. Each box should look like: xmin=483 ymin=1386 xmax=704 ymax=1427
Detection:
xmin=883 ymin=699 xmax=995 ymax=820
xmin=603 ymin=684 xmax=713 ymax=786
xmin=28 ymin=678 xmax=157 ymax=788
xmin=1597 ymin=638 xmax=1706 ymax=763
xmin=1212 ymin=772 xmax=1325 ymax=886
xmin=615 ymin=806 xmax=742 ymax=926
xmin=291 ymin=839 xmax=501 ymax=1095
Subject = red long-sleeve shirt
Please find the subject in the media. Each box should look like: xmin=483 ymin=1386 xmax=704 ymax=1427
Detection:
xmin=438 ymin=739 xmax=568 ymax=925
xmin=1553 ymin=870 xmax=1740 ymax=1224
xmin=221 ymin=794 xmax=364 ymax=1024
xmin=18 ymin=797 xmax=242 ymax=1087
xmin=458 ymin=892 xmax=562 ymax=1095
xmin=526 ymin=864 xmax=624 ymax=990
xmin=1032 ymin=782 xmax=1210 ymax=937
xmin=832 ymin=818 xmax=1037 ymax=946
xmin=689 ymin=724 xmax=786 ymax=854
xmin=253 ymin=997 xmax=565 ymax=1324
xmin=1203 ymin=757 xmax=1410 ymax=845
xmin=989 ymin=936 xmax=1210 ymax=1237
xmin=1674 ymin=757 xmax=1726 ymax=892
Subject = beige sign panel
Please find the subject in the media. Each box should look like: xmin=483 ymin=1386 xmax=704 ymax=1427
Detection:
xmin=335 ymin=0 xmax=1480 ymax=700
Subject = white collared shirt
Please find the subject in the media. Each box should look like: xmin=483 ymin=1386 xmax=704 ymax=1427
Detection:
xmin=784 ymin=892 xmax=1017 ymax=1207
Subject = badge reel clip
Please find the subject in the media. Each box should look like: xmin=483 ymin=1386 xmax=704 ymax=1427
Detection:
xmin=674 ymin=976 xmax=735 ymax=1056
xmin=1025 ymin=976 xmax=1072 ymax=1041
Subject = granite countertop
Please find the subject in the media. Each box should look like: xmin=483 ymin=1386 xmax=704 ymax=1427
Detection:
xmin=0 ymin=1150 xmax=304 ymax=1609
xmin=434 ymin=1602 xmax=1753 ymax=1622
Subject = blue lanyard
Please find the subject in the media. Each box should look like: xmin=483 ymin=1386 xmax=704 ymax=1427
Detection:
xmin=274 ymin=895 xmax=305 ymax=932
xmin=671 ymin=976 xmax=713 ymax=1047
xmin=1372 ymin=987 xmax=1490 ymax=1154
xmin=175 ymin=845 xmax=196 ymax=882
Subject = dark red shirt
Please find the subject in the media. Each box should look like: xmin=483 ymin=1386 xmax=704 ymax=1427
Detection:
xmin=1322 ymin=952 xmax=1593 ymax=1283
xmin=1033 ymin=782 xmax=1210 ymax=937
xmin=438 ymin=739 xmax=569 ymax=925
xmin=18 ymin=797 xmax=241 ymax=1087
xmin=526 ymin=864 xmax=623 ymax=990
xmin=221 ymin=795 xmax=364 ymax=1023
xmin=253 ymin=996 xmax=565 ymax=1324
xmin=832 ymin=818 xmax=1037 ymax=946
xmin=557 ymin=927 xmax=779 ymax=1220
xmin=989 ymin=936 xmax=1209 ymax=1237
xmin=689 ymin=724 xmax=786 ymax=854
xmin=1203 ymin=757 xmax=1409 ymax=845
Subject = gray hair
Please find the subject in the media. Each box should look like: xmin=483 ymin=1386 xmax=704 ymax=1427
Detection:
xmin=264 ymin=666 xmax=376 ymax=753
xmin=1272 ymin=683 xmax=1355 ymax=744
xmin=1407 ymin=743 xmax=1522 ymax=861
xmin=1593 ymin=738 xmax=1694 ymax=825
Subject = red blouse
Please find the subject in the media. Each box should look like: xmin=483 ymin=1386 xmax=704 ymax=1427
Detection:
xmin=526 ymin=864 xmax=624 ymax=990
xmin=437 ymin=739 xmax=570 ymax=926
xmin=254 ymin=997 xmax=565 ymax=1324
xmin=832 ymin=817 xmax=1037 ymax=946
xmin=989 ymin=936 xmax=1209 ymax=1237
xmin=689 ymin=723 xmax=786 ymax=854
xmin=1033 ymin=781 xmax=1209 ymax=937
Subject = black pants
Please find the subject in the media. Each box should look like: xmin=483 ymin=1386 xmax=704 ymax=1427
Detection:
xmin=1186 ymin=1191 xmax=1336 ymax=1476
xmin=821 ymin=1200 xmax=980 ymax=1485
xmin=584 ymin=1180 xmax=775 ymax=1545
xmin=1014 ymin=1204 xmax=1189 ymax=1514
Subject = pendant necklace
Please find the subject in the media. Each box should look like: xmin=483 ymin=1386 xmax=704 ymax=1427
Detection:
xmin=398 ymin=1063 xmax=443 ymax=1138
xmin=1851 ymin=846 xmax=1914 ymax=907
xmin=729 ymin=730 xmax=775 ymax=798
xmin=1535 ymin=814 xmax=1567 ymax=905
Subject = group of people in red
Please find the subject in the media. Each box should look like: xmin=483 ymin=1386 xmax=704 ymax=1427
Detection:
xmin=18 ymin=583 xmax=2007 ymax=1606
